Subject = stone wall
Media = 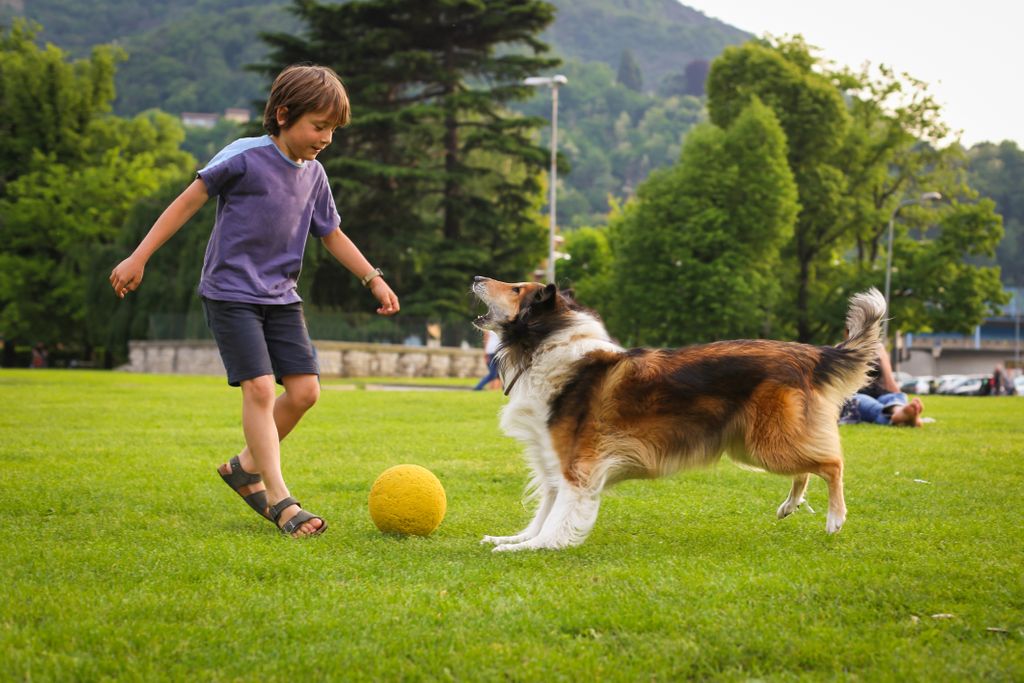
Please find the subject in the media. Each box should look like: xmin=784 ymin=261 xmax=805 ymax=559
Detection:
xmin=124 ymin=340 xmax=488 ymax=378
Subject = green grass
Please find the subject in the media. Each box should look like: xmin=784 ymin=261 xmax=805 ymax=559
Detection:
xmin=2 ymin=370 xmax=1022 ymax=681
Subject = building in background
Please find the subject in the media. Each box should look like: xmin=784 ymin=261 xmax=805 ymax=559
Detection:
xmin=901 ymin=287 xmax=1023 ymax=376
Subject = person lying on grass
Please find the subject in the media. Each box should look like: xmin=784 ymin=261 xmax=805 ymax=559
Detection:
xmin=840 ymin=341 xmax=925 ymax=427
xmin=110 ymin=65 xmax=399 ymax=537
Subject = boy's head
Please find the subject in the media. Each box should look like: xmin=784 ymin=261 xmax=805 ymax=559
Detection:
xmin=263 ymin=65 xmax=350 ymax=136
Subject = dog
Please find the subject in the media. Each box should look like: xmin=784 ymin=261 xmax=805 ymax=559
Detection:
xmin=471 ymin=276 xmax=886 ymax=552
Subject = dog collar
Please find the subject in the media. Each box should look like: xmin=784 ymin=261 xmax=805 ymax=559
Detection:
xmin=503 ymin=368 xmax=525 ymax=396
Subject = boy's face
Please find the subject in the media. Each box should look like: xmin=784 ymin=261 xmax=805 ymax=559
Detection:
xmin=274 ymin=107 xmax=337 ymax=163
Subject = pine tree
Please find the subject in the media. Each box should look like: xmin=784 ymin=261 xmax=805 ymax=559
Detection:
xmin=260 ymin=0 xmax=560 ymax=317
xmin=616 ymin=49 xmax=643 ymax=92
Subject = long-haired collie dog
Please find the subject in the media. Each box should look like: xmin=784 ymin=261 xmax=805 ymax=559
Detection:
xmin=471 ymin=276 xmax=886 ymax=552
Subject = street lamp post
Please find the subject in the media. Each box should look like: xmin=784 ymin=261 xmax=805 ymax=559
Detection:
xmin=883 ymin=191 xmax=942 ymax=368
xmin=524 ymin=74 xmax=568 ymax=284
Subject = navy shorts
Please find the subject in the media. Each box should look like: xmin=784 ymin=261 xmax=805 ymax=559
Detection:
xmin=202 ymin=298 xmax=319 ymax=387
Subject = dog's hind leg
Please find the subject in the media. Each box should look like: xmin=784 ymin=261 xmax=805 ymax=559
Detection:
xmin=814 ymin=458 xmax=846 ymax=533
xmin=776 ymin=473 xmax=814 ymax=519
xmin=492 ymin=480 xmax=601 ymax=552
xmin=481 ymin=483 xmax=557 ymax=546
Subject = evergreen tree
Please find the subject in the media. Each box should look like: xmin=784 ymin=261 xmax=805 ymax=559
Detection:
xmin=616 ymin=49 xmax=643 ymax=92
xmin=259 ymin=0 xmax=559 ymax=317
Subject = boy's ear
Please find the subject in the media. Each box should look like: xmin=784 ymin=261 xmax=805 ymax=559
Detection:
xmin=275 ymin=105 xmax=290 ymax=127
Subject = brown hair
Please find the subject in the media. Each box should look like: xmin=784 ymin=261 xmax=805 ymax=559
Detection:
xmin=263 ymin=64 xmax=350 ymax=135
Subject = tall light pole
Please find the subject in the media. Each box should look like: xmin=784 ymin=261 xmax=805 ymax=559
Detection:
xmin=524 ymin=74 xmax=567 ymax=284
xmin=884 ymin=191 xmax=942 ymax=368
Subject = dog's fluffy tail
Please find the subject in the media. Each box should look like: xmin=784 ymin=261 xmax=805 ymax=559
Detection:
xmin=815 ymin=288 xmax=887 ymax=403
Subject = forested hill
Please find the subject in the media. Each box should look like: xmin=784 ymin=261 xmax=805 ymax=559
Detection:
xmin=1 ymin=0 xmax=750 ymax=116
xmin=546 ymin=0 xmax=749 ymax=89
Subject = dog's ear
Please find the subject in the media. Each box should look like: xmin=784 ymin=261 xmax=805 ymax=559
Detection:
xmin=532 ymin=283 xmax=557 ymax=306
xmin=515 ymin=283 xmax=558 ymax=323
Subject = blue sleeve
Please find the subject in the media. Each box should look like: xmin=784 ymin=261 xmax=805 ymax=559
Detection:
xmin=196 ymin=149 xmax=246 ymax=197
xmin=309 ymin=167 xmax=341 ymax=238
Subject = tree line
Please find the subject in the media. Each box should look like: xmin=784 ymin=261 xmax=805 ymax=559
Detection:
xmin=1 ymin=6 xmax=1020 ymax=367
xmin=560 ymin=36 xmax=1009 ymax=346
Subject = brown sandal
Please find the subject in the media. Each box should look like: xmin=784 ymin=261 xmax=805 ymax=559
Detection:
xmin=218 ymin=456 xmax=272 ymax=522
xmin=269 ymin=497 xmax=327 ymax=537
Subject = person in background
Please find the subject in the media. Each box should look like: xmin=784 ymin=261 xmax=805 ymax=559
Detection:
xmin=30 ymin=342 xmax=48 ymax=368
xmin=840 ymin=342 xmax=925 ymax=427
xmin=474 ymin=329 xmax=501 ymax=391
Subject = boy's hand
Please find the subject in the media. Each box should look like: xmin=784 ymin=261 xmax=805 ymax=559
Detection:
xmin=109 ymin=257 xmax=145 ymax=299
xmin=370 ymin=278 xmax=400 ymax=316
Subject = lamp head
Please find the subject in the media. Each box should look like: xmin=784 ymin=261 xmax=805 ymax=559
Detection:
xmin=523 ymin=75 xmax=568 ymax=87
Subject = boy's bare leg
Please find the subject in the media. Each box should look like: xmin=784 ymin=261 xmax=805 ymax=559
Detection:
xmin=232 ymin=374 xmax=319 ymax=470
xmin=229 ymin=374 xmax=322 ymax=536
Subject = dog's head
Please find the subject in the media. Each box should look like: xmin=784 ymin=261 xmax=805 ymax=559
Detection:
xmin=471 ymin=277 xmax=559 ymax=331
xmin=472 ymin=276 xmax=582 ymax=354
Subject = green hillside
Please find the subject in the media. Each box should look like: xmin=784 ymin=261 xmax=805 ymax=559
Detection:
xmin=2 ymin=0 xmax=749 ymax=116
xmin=546 ymin=0 xmax=749 ymax=89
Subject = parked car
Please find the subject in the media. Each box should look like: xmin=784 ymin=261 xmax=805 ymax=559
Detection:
xmin=900 ymin=376 xmax=934 ymax=394
xmin=935 ymin=375 xmax=967 ymax=394
xmin=946 ymin=374 xmax=988 ymax=396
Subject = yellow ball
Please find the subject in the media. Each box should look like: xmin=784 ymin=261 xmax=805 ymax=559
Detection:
xmin=368 ymin=464 xmax=447 ymax=536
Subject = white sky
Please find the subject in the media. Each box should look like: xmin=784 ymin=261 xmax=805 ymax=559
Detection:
xmin=682 ymin=1 xmax=1022 ymax=147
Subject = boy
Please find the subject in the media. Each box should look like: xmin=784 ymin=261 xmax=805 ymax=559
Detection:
xmin=110 ymin=65 xmax=399 ymax=537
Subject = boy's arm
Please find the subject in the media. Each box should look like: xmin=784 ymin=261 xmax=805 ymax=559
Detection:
xmin=109 ymin=179 xmax=209 ymax=298
xmin=320 ymin=227 xmax=400 ymax=316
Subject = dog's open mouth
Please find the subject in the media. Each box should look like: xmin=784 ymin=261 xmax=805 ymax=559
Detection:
xmin=471 ymin=283 xmax=493 ymax=328
xmin=473 ymin=309 xmax=494 ymax=329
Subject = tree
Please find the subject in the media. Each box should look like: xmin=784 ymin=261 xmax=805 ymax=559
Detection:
xmin=0 ymin=20 xmax=120 ymax=189
xmin=895 ymin=200 xmax=1005 ymax=333
xmin=259 ymin=0 xmax=558 ymax=317
xmin=659 ymin=59 xmax=709 ymax=97
xmin=555 ymin=224 xmax=613 ymax=309
xmin=707 ymin=37 xmax=849 ymax=342
xmin=707 ymin=36 xmax=1006 ymax=343
xmin=616 ymin=49 xmax=643 ymax=92
xmin=606 ymin=97 xmax=798 ymax=346
xmin=967 ymin=141 xmax=1024 ymax=286
xmin=0 ymin=21 xmax=194 ymax=364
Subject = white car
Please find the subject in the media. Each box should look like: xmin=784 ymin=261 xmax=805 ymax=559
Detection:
xmin=950 ymin=376 xmax=985 ymax=395
xmin=900 ymin=376 xmax=933 ymax=394
xmin=936 ymin=374 xmax=973 ymax=394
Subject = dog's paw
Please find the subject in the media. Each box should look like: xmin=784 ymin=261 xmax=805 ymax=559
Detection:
xmin=492 ymin=539 xmax=541 ymax=553
xmin=481 ymin=534 xmax=527 ymax=546
xmin=776 ymin=496 xmax=811 ymax=519
xmin=825 ymin=511 xmax=845 ymax=534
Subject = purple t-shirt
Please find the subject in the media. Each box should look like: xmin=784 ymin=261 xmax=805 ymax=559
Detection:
xmin=196 ymin=135 xmax=340 ymax=304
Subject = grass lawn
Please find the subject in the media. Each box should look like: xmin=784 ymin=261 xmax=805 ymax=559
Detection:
xmin=2 ymin=369 xmax=1022 ymax=681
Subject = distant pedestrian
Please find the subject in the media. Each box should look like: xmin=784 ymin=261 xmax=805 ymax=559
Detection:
xmin=474 ymin=330 xmax=501 ymax=391
xmin=30 ymin=342 xmax=48 ymax=368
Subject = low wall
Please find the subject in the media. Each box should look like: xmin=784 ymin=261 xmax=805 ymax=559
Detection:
xmin=124 ymin=340 xmax=488 ymax=379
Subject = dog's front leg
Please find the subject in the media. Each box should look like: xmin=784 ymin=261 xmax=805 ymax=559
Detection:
xmin=776 ymin=473 xmax=814 ymax=518
xmin=492 ymin=481 xmax=601 ymax=552
xmin=481 ymin=482 xmax=557 ymax=547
